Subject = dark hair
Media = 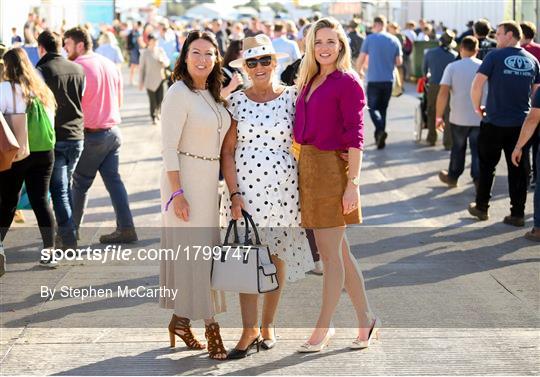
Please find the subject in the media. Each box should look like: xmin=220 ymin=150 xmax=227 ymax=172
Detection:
xmin=171 ymin=30 xmax=224 ymax=105
xmin=302 ymin=23 xmax=312 ymax=38
xmin=520 ymin=21 xmax=536 ymax=40
xmin=223 ymin=39 xmax=242 ymax=67
xmin=274 ymin=23 xmax=284 ymax=33
xmin=498 ymin=20 xmax=523 ymax=40
xmin=473 ymin=19 xmax=491 ymax=37
xmin=37 ymin=30 xmax=61 ymax=53
xmin=460 ymin=36 xmax=479 ymax=52
xmin=374 ymin=15 xmax=387 ymax=25
xmin=64 ymin=27 xmax=93 ymax=51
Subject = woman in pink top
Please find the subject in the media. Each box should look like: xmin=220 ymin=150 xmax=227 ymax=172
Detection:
xmin=294 ymin=18 xmax=380 ymax=352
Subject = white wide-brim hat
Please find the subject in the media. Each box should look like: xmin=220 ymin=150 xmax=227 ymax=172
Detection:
xmin=229 ymin=34 xmax=289 ymax=68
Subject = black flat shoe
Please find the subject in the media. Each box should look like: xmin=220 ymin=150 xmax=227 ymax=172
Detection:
xmin=227 ymin=335 xmax=261 ymax=359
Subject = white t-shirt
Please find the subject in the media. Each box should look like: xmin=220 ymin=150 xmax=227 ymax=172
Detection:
xmin=440 ymin=57 xmax=486 ymax=126
xmin=0 ymin=82 xmax=28 ymax=113
xmin=0 ymin=81 xmax=54 ymax=122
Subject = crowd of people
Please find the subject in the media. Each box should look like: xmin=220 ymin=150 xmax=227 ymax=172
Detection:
xmin=0 ymin=9 xmax=539 ymax=362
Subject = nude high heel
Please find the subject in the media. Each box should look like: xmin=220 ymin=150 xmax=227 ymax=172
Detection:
xmin=297 ymin=326 xmax=335 ymax=353
xmin=350 ymin=317 xmax=381 ymax=349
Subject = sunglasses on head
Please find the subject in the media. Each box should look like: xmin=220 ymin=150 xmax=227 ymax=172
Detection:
xmin=245 ymin=55 xmax=272 ymax=69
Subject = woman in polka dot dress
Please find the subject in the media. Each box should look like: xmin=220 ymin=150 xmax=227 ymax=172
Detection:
xmin=220 ymin=34 xmax=313 ymax=359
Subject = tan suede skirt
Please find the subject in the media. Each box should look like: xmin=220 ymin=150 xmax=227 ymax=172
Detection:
xmin=298 ymin=145 xmax=362 ymax=229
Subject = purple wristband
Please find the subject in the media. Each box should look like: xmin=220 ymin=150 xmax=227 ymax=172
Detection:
xmin=165 ymin=189 xmax=184 ymax=211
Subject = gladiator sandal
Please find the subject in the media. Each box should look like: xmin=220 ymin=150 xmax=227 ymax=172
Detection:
xmin=168 ymin=314 xmax=206 ymax=350
xmin=204 ymin=322 xmax=227 ymax=360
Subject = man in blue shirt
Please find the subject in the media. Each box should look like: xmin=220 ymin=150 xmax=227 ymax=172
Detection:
xmin=357 ymin=15 xmax=403 ymax=149
xmin=423 ymin=30 xmax=458 ymax=148
xmin=469 ymin=21 xmax=540 ymax=226
xmin=272 ymin=22 xmax=301 ymax=80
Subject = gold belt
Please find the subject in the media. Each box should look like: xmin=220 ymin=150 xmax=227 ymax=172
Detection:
xmin=178 ymin=150 xmax=220 ymax=161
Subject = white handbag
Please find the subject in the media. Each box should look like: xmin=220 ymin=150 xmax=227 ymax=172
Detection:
xmin=211 ymin=210 xmax=279 ymax=294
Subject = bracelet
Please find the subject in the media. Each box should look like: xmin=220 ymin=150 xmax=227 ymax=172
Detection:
xmin=230 ymin=191 xmax=242 ymax=199
xmin=165 ymin=189 xmax=184 ymax=211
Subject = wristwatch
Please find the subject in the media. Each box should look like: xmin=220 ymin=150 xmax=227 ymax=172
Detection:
xmin=349 ymin=176 xmax=360 ymax=186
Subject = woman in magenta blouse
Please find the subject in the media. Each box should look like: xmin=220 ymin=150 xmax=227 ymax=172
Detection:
xmin=294 ymin=18 xmax=380 ymax=353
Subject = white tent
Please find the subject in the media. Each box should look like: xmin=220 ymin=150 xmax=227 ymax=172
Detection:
xmin=185 ymin=3 xmax=239 ymax=20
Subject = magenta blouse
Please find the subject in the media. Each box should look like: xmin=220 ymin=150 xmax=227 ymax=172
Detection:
xmin=294 ymin=70 xmax=365 ymax=151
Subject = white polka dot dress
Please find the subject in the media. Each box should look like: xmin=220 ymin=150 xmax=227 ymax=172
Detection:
xmin=220 ymin=87 xmax=314 ymax=282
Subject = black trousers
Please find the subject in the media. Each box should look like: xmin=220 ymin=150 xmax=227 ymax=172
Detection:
xmin=475 ymin=122 xmax=530 ymax=217
xmin=0 ymin=151 xmax=55 ymax=248
xmin=147 ymin=81 xmax=165 ymax=121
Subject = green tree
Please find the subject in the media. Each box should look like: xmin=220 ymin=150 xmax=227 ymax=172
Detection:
xmin=268 ymin=2 xmax=288 ymax=15
xmin=167 ymin=2 xmax=185 ymax=16
xmin=245 ymin=0 xmax=261 ymax=12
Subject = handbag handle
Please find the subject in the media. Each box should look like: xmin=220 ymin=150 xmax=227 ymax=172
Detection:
xmin=241 ymin=209 xmax=261 ymax=246
xmin=223 ymin=218 xmax=240 ymax=245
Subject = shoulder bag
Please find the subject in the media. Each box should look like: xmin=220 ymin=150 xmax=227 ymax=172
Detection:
xmin=0 ymin=112 xmax=19 ymax=172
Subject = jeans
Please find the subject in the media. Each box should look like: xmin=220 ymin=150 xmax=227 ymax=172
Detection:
xmin=366 ymin=82 xmax=393 ymax=135
xmin=72 ymin=126 xmax=134 ymax=229
xmin=0 ymin=151 xmax=55 ymax=248
xmin=50 ymin=140 xmax=84 ymax=246
xmin=448 ymin=124 xmax=480 ymax=181
xmin=476 ymin=122 xmax=530 ymax=217
xmin=535 ymin=145 xmax=540 ymax=227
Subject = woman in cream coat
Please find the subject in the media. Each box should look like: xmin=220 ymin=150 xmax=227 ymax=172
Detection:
xmin=159 ymin=30 xmax=230 ymax=361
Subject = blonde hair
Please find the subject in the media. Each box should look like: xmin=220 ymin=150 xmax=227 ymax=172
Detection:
xmin=98 ymin=31 xmax=118 ymax=46
xmin=296 ymin=18 xmax=352 ymax=91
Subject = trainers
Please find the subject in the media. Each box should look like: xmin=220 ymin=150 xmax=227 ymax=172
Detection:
xmin=503 ymin=215 xmax=525 ymax=227
xmin=468 ymin=203 xmax=489 ymax=221
xmin=524 ymin=227 xmax=540 ymax=242
xmin=99 ymin=228 xmax=138 ymax=244
xmin=438 ymin=170 xmax=458 ymax=188
xmin=376 ymin=131 xmax=388 ymax=149
xmin=39 ymin=249 xmax=59 ymax=268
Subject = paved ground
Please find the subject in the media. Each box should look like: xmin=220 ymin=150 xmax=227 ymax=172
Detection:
xmin=1 ymin=73 xmax=539 ymax=376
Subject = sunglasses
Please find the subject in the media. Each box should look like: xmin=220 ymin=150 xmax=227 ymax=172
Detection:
xmin=245 ymin=55 xmax=272 ymax=69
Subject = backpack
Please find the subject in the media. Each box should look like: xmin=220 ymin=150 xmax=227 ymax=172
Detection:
xmin=403 ymin=37 xmax=413 ymax=55
xmin=26 ymin=97 xmax=55 ymax=152
xmin=477 ymin=38 xmax=496 ymax=60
